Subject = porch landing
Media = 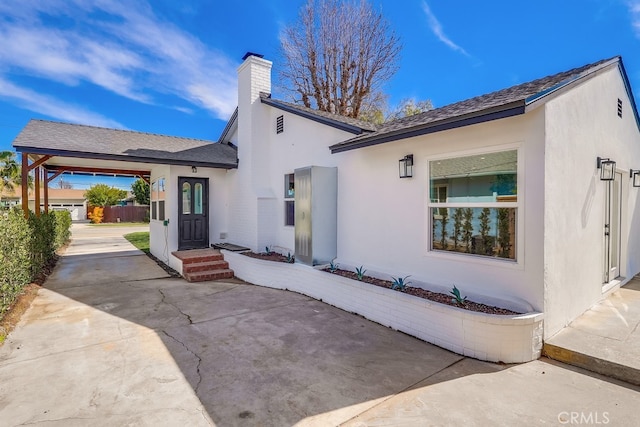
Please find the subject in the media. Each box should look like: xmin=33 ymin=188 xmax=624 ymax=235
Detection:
xmin=543 ymin=275 xmax=640 ymax=386
xmin=172 ymin=248 xmax=234 ymax=282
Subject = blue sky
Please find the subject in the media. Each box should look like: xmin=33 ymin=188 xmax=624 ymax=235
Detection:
xmin=1 ymin=0 xmax=639 ymax=189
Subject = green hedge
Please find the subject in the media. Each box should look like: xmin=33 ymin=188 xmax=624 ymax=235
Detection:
xmin=0 ymin=209 xmax=72 ymax=317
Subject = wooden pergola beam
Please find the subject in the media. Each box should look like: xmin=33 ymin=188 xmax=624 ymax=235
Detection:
xmin=34 ymin=166 xmax=40 ymax=217
xmin=43 ymin=169 xmax=49 ymax=214
xmin=45 ymin=165 xmax=151 ymax=177
xmin=46 ymin=169 xmax=65 ymax=184
xmin=27 ymin=155 xmax=52 ymax=172
xmin=21 ymin=153 xmax=28 ymax=217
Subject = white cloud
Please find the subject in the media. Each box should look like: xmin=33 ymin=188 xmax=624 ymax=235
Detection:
xmin=0 ymin=76 xmax=125 ymax=128
xmin=421 ymin=1 xmax=470 ymax=57
xmin=630 ymin=1 xmax=640 ymax=37
xmin=0 ymin=0 xmax=238 ymax=120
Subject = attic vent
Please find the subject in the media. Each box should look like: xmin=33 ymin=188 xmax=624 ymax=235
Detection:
xmin=276 ymin=115 xmax=284 ymax=134
xmin=618 ymin=98 xmax=622 ymax=118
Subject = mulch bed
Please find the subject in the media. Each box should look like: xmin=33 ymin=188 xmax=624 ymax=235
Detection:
xmin=240 ymin=251 xmax=519 ymax=315
xmin=242 ymin=251 xmax=294 ymax=263
xmin=324 ymin=268 xmax=521 ymax=315
xmin=145 ymin=252 xmax=182 ymax=278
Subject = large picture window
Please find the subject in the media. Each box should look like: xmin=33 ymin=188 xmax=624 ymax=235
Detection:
xmin=429 ymin=150 xmax=517 ymax=260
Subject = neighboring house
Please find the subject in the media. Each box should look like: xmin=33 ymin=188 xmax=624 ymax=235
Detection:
xmin=12 ymin=53 xmax=640 ymax=353
xmin=1 ymin=186 xmax=88 ymax=220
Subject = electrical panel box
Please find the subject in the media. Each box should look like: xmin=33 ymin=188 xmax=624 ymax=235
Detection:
xmin=294 ymin=166 xmax=337 ymax=266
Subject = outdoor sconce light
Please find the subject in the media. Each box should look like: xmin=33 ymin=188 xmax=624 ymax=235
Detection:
xmin=631 ymin=170 xmax=640 ymax=187
xmin=191 ymin=166 xmax=197 ymax=173
xmin=597 ymin=157 xmax=616 ymax=181
xmin=399 ymin=154 xmax=414 ymax=178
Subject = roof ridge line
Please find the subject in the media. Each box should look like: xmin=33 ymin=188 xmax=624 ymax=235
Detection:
xmin=31 ymin=119 xmax=216 ymax=144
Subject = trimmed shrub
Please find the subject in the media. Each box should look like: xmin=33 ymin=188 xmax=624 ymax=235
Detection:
xmin=0 ymin=209 xmax=32 ymax=317
xmin=0 ymin=209 xmax=72 ymax=318
xmin=53 ymin=210 xmax=72 ymax=249
xmin=88 ymin=206 xmax=104 ymax=224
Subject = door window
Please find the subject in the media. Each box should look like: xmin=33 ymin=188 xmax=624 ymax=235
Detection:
xmin=182 ymin=182 xmax=191 ymax=214
xmin=194 ymin=183 xmax=203 ymax=215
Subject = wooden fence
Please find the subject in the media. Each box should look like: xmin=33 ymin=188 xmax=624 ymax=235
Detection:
xmin=91 ymin=205 xmax=150 ymax=223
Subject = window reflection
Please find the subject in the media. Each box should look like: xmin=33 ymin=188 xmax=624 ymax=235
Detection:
xmin=194 ymin=183 xmax=203 ymax=214
xmin=182 ymin=182 xmax=191 ymax=214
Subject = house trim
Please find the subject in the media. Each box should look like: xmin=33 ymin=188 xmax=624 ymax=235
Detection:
xmin=260 ymin=97 xmax=368 ymax=135
xmin=330 ymin=103 xmax=525 ymax=153
xmin=13 ymin=146 xmax=238 ymax=169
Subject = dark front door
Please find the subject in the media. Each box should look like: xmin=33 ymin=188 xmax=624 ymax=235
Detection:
xmin=178 ymin=177 xmax=209 ymax=250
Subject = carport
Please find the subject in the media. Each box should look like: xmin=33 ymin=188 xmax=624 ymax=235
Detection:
xmin=12 ymin=119 xmax=237 ymax=219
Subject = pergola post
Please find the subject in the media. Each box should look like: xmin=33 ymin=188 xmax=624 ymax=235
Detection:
xmin=34 ymin=165 xmax=40 ymax=217
xmin=21 ymin=153 xmax=28 ymax=218
xmin=43 ymin=169 xmax=49 ymax=214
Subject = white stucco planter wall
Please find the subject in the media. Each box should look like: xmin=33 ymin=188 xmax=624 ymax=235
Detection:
xmin=224 ymin=251 xmax=544 ymax=363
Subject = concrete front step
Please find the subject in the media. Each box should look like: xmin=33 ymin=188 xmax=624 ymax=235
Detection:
xmin=184 ymin=269 xmax=235 ymax=282
xmin=183 ymin=260 xmax=230 ymax=274
xmin=543 ymin=342 xmax=640 ymax=386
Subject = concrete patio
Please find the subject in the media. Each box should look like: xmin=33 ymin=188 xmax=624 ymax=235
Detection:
xmin=0 ymin=224 xmax=638 ymax=426
xmin=544 ymin=275 xmax=640 ymax=386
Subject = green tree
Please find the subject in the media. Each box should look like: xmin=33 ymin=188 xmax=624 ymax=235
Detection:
xmin=479 ymin=208 xmax=492 ymax=255
xmin=360 ymin=97 xmax=434 ymax=125
xmin=131 ymin=179 xmax=150 ymax=205
xmin=84 ymin=184 xmax=126 ymax=207
xmin=452 ymin=208 xmax=464 ymax=250
xmin=462 ymin=208 xmax=474 ymax=253
xmin=440 ymin=208 xmax=449 ymax=249
xmin=0 ymin=151 xmax=20 ymax=197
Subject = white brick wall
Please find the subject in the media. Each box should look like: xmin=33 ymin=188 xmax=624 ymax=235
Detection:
xmin=225 ymin=251 xmax=544 ymax=363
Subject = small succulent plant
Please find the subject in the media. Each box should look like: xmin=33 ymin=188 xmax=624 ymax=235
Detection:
xmin=450 ymin=285 xmax=468 ymax=305
xmin=391 ymin=275 xmax=411 ymax=291
xmin=264 ymin=246 xmax=272 ymax=255
xmin=355 ymin=266 xmax=367 ymax=281
xmin=286 ymin=252 xmax=294 ymax=263
xmin=329 ymin=259 xmax=339 ymax=272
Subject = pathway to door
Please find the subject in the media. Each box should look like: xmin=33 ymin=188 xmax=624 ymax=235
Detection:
xmin=0 ymin=224 xmax=638 ymax=426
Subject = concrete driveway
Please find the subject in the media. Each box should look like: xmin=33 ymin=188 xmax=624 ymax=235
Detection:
xmin=0 ymin=224 xmax=638 ymax=426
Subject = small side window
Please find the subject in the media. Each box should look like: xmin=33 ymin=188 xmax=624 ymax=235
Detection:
xmin=284 ymin=173 xmax=294 ymax=226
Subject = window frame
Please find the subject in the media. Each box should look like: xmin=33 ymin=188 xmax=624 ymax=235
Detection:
xmin=151 ymin=177 xmax=166 ymax=222
xmin=284 ymin=173 xmax=295 ymax=226
xmin=426 ymin=145 xmax=522 ymax=266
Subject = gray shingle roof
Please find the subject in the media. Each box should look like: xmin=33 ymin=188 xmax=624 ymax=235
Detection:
xmin=330 ymin=56 xmax=624 ymax=153
xmin=259 ymin=93 xmax=378 ymax=133
xmin=13 ymin=119 xmax=238 ymax=168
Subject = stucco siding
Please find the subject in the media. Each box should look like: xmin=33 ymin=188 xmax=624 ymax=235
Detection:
xmin=149 ymin=164 xmax=228 ymax=272
xmin=543 ymin=65 xmax=640 ymax=336
xmin=332 ymin=111 xmax=546 ymax=312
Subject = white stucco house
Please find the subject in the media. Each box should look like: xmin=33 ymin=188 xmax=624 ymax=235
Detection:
xmin=13 ymin=53 xmax=640 ymax=363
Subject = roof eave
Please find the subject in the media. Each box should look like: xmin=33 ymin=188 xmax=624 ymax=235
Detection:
xmin=525 ymin=57 xmax=622 ymax=111
xmin=12 ymin=146 xmax=238 ymax=170
xmin=617 ymin=59 xmax=640 ymax=132
xmin=330 ymin=102 xmax=526 ymax=154
xmin=260 ymin=97 xmax=367 ymax=135
xmin=217 ymin=107 xmax=238 ymax=143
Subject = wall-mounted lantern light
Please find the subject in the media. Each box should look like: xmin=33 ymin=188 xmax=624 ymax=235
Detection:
xmin=192 ymin=166 xmax=198 ymax=173
xmin=596 ymin=157 xmax=616 ymax=181
xmin=399 ymin=154 xmax=413 ymax=179
xmin=631 ymin=170 xmax=640 ymax=187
